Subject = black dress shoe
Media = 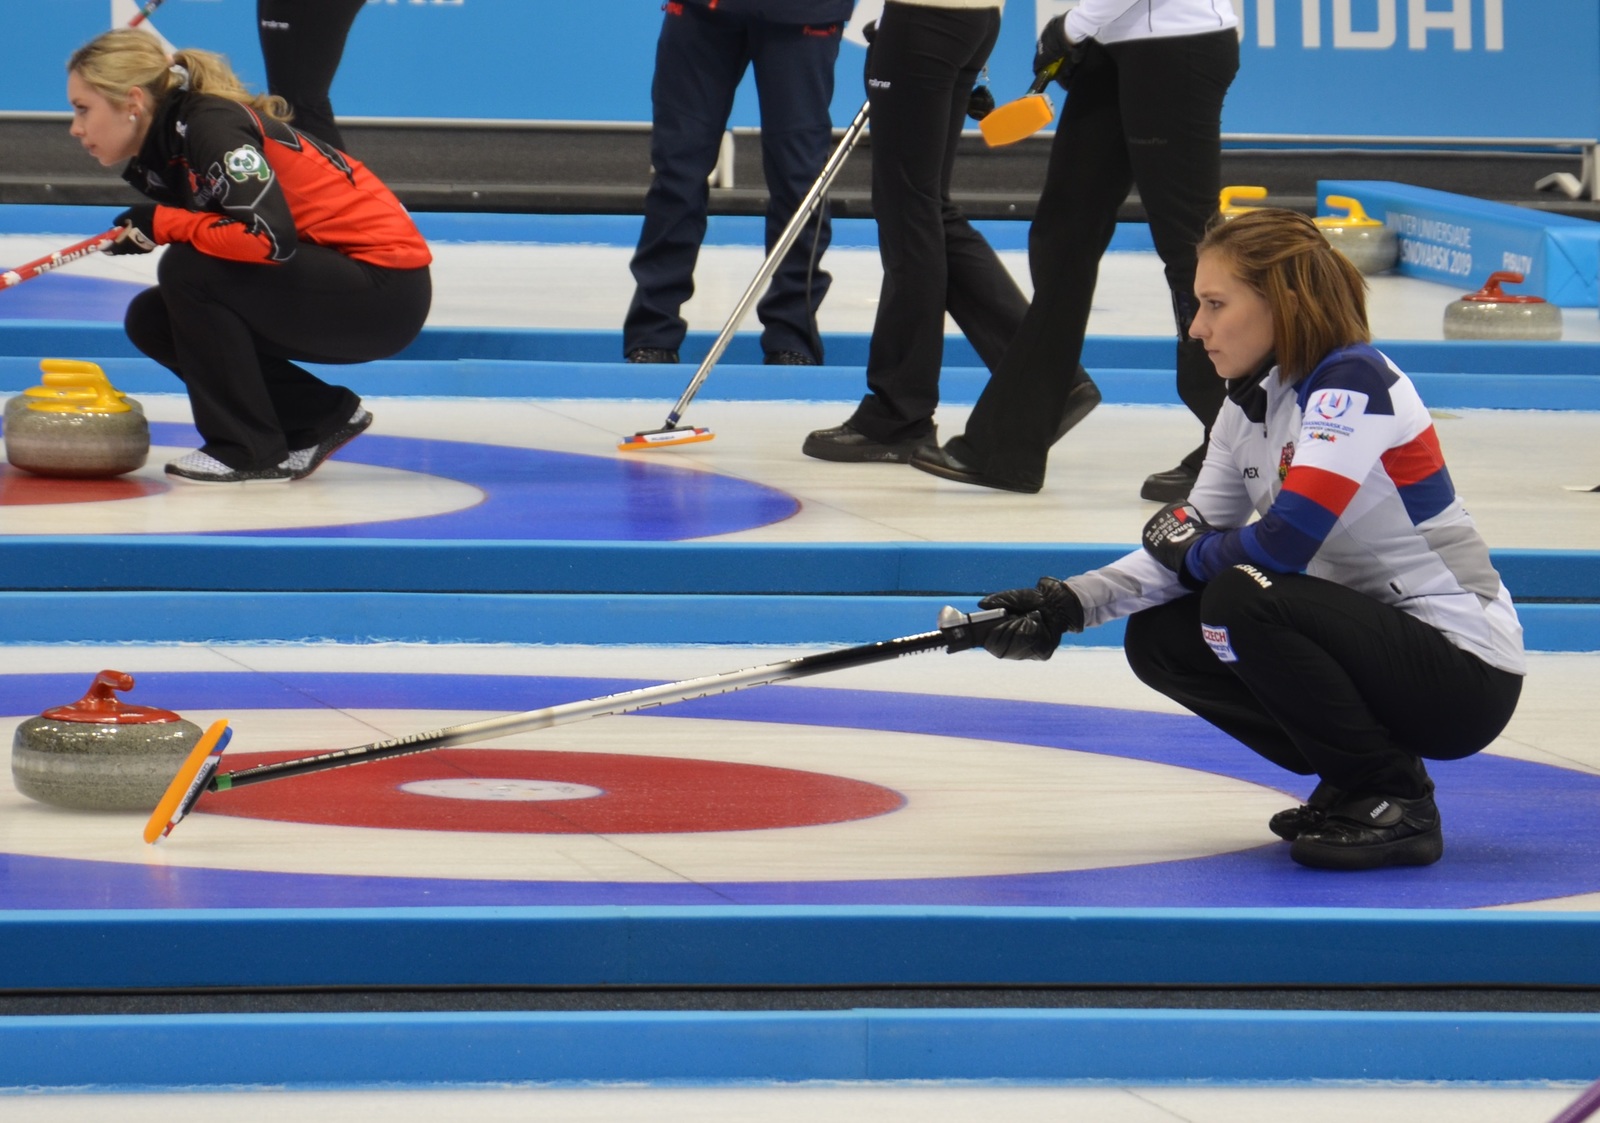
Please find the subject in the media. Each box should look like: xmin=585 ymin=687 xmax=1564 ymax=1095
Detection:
xmin=910 ymin=443 xmax=1041 ymax=493
xmin=626 ymin=347 xmax=679 ymax=363
xmin=802 ymin=421 xmax=934 ymax=463
xmin=1053 ymin=374 xmax=1102 ymax=444
xmin=1140 ymin=442 xmax=1206 ymax=502
xmin=765 ymin=350 xmax=817 ymax=366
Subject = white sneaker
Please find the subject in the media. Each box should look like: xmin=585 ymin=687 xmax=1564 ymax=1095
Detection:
xmin=164 ymin=450 xmax=294 ymax=484
xmin=289 ymin=407 xmax=372 ymax=480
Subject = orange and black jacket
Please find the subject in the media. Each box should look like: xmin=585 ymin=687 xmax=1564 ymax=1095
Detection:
xmin=121 ymin=90 xmax=431 ymax=271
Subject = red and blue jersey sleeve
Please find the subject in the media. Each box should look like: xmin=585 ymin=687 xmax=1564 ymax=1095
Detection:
xmin=1187 ymin=347 xmax=1454 ymax=581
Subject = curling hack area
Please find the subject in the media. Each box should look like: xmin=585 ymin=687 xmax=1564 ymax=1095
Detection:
xmin=2 ymin=208 xmax=1600 ymax=1120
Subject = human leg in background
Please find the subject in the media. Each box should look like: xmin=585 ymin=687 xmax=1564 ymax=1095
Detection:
xmin=805 ymin=2 xmax=1013 ymax=463
xmin=623 ymin=3 xmax=748 ymax=364
xmin=749 ymin=16 xmax=841 ymax=365
xmin=256 ymin=0 xmax=366 ymax=151
xmin=1122 ymin=566 xmax=1522 ymax=869
xmin=937 ymin=40 xmax=1129 ymax=492
xmin=124 ymin=243 xmax=430 ymax=477
xmin=1112 ymin=29 xmax=1240 ymax=502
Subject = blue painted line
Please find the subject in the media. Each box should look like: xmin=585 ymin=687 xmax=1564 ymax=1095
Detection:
xmin=0 ymin=1007 xmax=1597 ymax=1088
xmin=7 ymin=322 xmax=1600 ymax=378
xmin=6 ymin=350 xmax=1596 ymax=410
xmin=2 ymin=905 xmax=1600 ymax=990
xmin=2 ymin=540 xmax=1593 ymax=601
xmin=0 ymin=591 xmax=1589 ymax=649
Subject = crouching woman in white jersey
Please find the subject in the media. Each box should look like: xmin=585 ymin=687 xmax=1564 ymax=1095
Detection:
xmin=977 ymin=208 xmax=1524 ymax=871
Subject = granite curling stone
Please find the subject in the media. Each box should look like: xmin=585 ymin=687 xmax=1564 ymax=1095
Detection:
xmin=1315 ymin=195 xmax=1398 ymax=275
xmin=12 ymin=670 xmax=204 ymax=811
xmin=1442 ymin=271 xmax=1564 ymax=341
xmin=1218 ymin=185 xmax=1268 ymax=221
xmin=4 ymin=359 xmax=148 ymax=478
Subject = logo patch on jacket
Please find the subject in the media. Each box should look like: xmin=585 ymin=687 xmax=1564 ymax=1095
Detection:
xmin=224 ymin=145 xmax=270 ymax=183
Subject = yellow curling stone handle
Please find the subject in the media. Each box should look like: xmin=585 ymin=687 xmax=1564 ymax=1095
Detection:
xmin=28 ymin=359 xmax=133 ymax=414
xmin=1317 ymin=195 xmax=1384 ymax=228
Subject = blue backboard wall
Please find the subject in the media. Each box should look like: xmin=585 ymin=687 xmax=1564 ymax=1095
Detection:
xmin=8 ymin=1 xmax=1598 ymax=141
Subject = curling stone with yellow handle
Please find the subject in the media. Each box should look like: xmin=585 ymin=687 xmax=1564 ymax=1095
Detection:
xmin=1315 ymin=195 xmax=1398 ymax=275
xmin=1218 ymin=185 xmax=1268 ymax=221
xmin=1443 ymin=271 xmax=1563 ymax=341
xmin=4 ymin=359 xmax=144 ymax=425
xmin=12 ymin=671 xmax=205 ymax=811
xmin=4 ymin=360 xmax=149 ymax=478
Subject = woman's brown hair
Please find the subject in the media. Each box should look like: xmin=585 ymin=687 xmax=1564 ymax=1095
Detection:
xmin=1197 ymin=208 xmax=1370 ymax=381
xmin=69 ymin=29 xmax=289 ymax=122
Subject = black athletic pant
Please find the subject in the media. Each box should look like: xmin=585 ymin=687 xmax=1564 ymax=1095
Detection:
xmin=258 ymin=0 xmax=365 ymax=151
xmin=948 ymin=29 xmax=1239 ymax=490
xmin=1123 ymin=566 xmax=1523 ymax=799
xmin=845 ymin=2 xmax=1028 ymax=444
xmin=624 ymin=2 xmax=841 ymax=362
xmin=125 ymin=243 xmax=431 ymax=470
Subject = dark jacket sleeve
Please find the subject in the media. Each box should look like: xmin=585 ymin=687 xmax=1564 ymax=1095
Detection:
xmin=152 ymin=101 xmax=298 ymax=264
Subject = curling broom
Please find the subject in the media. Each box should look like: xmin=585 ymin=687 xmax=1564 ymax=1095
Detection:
xmin=127 ymin=0 xmax=168 ymax=27
xmin=144 ymin=605 xmax=1005 ymax=843
xmin=619 ymin=100 xmax=872 ymax=451
xmin=978 ymin=58 xmax=1062 ymax=148
xmin=2 ymin=230 xmax=123 ymax=289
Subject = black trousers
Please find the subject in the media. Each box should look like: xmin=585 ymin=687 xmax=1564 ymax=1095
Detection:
xmin=624 ymin=2 xmax=841 ymax=361
xmin=845 ymin=1 xmax=1028 ymax=444
xmin=125 ymin=243 xmax=431 ymax=470
xmin=948 ymin=29 xmax=1239 ymax=489
xmin=257 ymin=0 xmax=365 ymax=151
xmin=1123 ymin=566 xmax=1523 ymax=799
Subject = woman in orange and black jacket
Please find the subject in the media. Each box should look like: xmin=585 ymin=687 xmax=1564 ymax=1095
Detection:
xmin=67 ymin=28 xmax=431 ymax=483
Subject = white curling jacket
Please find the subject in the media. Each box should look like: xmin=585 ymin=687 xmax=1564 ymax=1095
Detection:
xmin=1063 ymin=344 xmax=1526 ymax=675
xmin=1064 ymin=0 xmax=1238 ymax=44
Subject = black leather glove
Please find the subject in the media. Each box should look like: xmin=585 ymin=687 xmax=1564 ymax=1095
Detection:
xmin=977 ymin=576 xmax=1085 ymax=661
xmin=103 ymin=205 xmax=159 ymax=255
xmin=861 ymin=19 xmax=877 ymax=98
xmin=1033 ymin=14 xmax=1087 ymax=90
xmin=1141 ymin=500 xmax=1216 ymax=588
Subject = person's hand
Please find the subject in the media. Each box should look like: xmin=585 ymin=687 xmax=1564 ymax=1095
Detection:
xmin=1033 ymin=14 xmax=1087 ymax=90
xmin=103 ymin=205 xmax=159 ymax=255
xmin=977 ymin=576 xmax=1085 ymax=661
xmin=1141 ymin=500 xmax=1216 ymax=586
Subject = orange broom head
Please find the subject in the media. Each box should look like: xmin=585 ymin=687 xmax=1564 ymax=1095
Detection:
xmin=980 ymin=92 xmax=1055 ymax=148
xmin=617 ymin=426 xmax=715 ymax=452
xmin=143 ymin=720 xmax=231 ymax=844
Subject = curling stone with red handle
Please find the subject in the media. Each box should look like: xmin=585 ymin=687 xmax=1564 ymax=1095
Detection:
xmin=1315 ymin=195 xmax=1398 ymax=275
xmin=4 ymin=360 xmax=149 ymax=478
xmin=1442 ymin=272 xmax=1564 ymax=341
xmin=12 ymin=670 xmax=204 ymax=811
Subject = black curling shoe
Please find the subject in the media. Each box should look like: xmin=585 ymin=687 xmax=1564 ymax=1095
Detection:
xmin=1289 ymin=791 xmax=1443 ymax=870
xmin=626 ymin=347 xmax=679 ymax=363
xmin=1267 ymin=779 xmax=1346 ymax=841
xmin=802 ymin=422 xmax=935 ymax=464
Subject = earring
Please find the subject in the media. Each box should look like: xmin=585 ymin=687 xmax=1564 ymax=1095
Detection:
xmin=128 ymin=114 xmax=137 ymax=123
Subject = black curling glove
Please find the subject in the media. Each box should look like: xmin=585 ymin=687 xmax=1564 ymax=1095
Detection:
xmin=978 ymin=576 xmax=1085 ymax=661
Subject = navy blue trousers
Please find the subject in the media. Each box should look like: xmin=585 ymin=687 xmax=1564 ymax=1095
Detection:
xmin=624 ymin=3 xmax=842 ymax=361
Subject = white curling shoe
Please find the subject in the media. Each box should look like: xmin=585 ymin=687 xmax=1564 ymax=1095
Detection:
xmin=164 ymin=449 xmax=294 ymax=484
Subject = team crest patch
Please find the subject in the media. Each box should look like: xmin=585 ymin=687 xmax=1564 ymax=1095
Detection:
xmin=1201 ymin=623 xmax=1238 ymax=663
xmin=224 ymin=144 xmax=270 ymax=183
xmin=1277 ymin=441 xmax=1295 ymax=482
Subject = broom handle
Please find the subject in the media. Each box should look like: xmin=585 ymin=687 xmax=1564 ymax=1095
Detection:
xmin=663 ymin=100 xmax=871 ymax=428
xmin=211 ymin=606 xmax=1005 ymax=791
xmin=1 ymin=230 xmax=122 ymax=289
